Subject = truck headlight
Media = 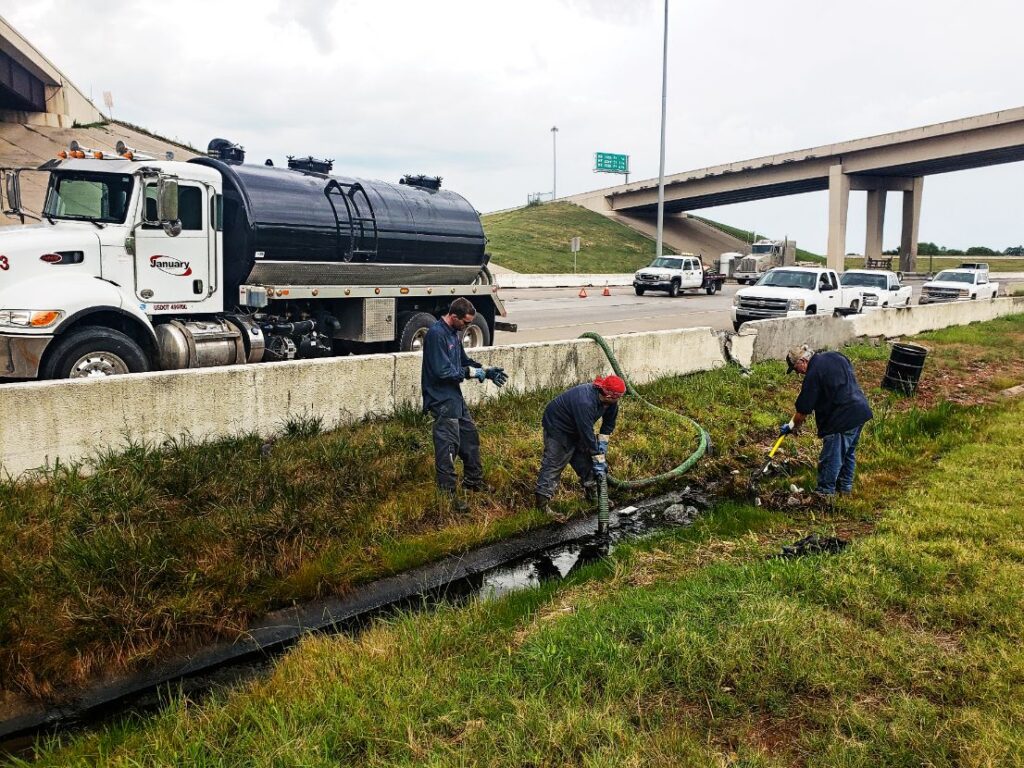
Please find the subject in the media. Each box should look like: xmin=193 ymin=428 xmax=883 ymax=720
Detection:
xmin=0 ymin=309 xmax=64 ymax=328
xmin=732 ymin=295 xmax=740 ymax=306
xmin=787 ymin=298 xmax=805 ymax=311
xmin=958 ymin=288 xmax=969 ymax=297
xmin=863 ymin=294 xmax=878 ymax=306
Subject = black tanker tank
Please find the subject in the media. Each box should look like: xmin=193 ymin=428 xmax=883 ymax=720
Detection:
xmin=190 ymin=147 xmax=487 ymax=300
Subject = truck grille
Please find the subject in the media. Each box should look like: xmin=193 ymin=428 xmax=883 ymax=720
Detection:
xmin=736 ymin=296 xmax=789 ymax=317
xmin=737 ymin=258 xmax=759 ymax=273
xmin=922 ymin=288 xmax=962 ymax=302
xmin=638 ymin=272 xmax=659 ymax=281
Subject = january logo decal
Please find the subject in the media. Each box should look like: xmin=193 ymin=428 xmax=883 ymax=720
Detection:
xmin=149 ymin=254 xmax=192 ymax=276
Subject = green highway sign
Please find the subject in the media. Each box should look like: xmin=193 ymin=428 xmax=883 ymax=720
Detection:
xmin=594 ymin=152 xmax=629 ymax=174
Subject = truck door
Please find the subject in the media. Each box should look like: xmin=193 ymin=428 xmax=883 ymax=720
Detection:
xmin=684 ymin=258 xmax=701 ymax=288
xmin=819 ymin=271 xmax=838 ymax=310
xmin=133 ymin=182 xmax=211 ymax=304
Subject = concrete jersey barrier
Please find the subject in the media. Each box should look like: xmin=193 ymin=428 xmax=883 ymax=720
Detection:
xmin=495 ymin=273 xmax=635 ymax=289
xmin=1 ymin=297 xmax=1021 ymax=477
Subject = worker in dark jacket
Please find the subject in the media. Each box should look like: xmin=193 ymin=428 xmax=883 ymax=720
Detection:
xmin=782 ymin=344 xmax=873 ymax=496
xmin=535 ymin=375 xmax=626 ymax=510
xmin=422 ymin=298 xmax=507 ymax=510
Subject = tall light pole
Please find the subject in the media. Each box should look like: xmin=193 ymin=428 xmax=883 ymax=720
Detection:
xmin=551 ymin=125 xmax=558 ymax=199
xmin=655 ymin=0 xmax=669 ymax=258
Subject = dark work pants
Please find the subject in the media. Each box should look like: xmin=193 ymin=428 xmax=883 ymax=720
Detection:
xmin=535 ymin=429 xmax=595 ymax=499
xmin=430 ymin=402 xmax=483 ymax=491
xmin=817 ymin=425 xmax=863 ymax=494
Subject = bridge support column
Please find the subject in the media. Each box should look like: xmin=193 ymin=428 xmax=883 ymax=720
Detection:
xmin=865 ymin=188 xmax=887 ymax=262
xmin=827 ymin=164 xmax=850 ymax=272
xmin=900 ymin=177 xmax=923 ymax=273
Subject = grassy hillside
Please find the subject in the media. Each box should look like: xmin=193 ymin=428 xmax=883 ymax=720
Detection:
xmin=483 ymin=202 xmax=674 ymax=273
xmin=692 ymin=215 xmax=824 ymax=262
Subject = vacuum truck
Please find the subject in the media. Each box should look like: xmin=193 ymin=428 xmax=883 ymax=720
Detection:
xmin=0 ymin=138 xmax=511 ymax=380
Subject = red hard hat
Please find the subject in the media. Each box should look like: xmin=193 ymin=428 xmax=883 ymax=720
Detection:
xmin=594 ymin=375 xmax=626 ymax=398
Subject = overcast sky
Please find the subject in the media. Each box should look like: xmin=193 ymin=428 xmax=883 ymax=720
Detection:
xmin=7 ymin=0 xmax=1022 ymax=253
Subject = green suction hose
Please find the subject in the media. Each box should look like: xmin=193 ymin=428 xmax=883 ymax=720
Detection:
xmin=579 ymin=331 xmax=710 ymax=493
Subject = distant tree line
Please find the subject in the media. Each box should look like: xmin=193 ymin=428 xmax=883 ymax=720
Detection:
xmin=882 ymin=243 xmax=1024 ymax=256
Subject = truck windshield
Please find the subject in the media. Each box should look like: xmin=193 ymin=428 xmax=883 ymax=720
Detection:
xmin=43 ymin=172 xmax=134 ymax=224
xmin=751 ymin=243 xmax=774 ymax=254
xmin=755 ymin=270 xmax=815 ymax=289
xmin=649 ymin=257 xmax=683 ymax=269
xmin=841 ymin=272 xmax=888 ymax=289
xmin=934 ymin=271 xmax=975 ymax=284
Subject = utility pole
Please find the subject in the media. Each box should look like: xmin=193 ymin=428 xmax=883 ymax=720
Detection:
xmin=551 ymin=126 xmax=559 ymax=200
xmin=655 ymin=0 xmax=669 ymax=258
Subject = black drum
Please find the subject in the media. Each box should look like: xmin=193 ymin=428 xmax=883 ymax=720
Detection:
xmin=881 ymin=343 xmax=928 ymax=395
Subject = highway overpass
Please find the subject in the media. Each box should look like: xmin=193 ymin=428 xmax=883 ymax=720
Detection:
xmin=570 ymin=107 xmax=1024 ymax=272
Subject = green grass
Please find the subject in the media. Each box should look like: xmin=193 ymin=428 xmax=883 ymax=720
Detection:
xmin=3 ymin=316 xmax=1024 ymax=715
xmin=843 ymin=256 xmax=1024 ymax=273
xmin=690 ymin=215 xmax=824 ymax=262
xmin=23 ymin=374 xmax=1024 ymax=765
xmin=483 ymin=202 xmax=675 ymax=273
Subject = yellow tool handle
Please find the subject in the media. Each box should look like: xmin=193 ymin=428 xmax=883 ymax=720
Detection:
xmin=767 ymin=434 xmax=786 ymax=459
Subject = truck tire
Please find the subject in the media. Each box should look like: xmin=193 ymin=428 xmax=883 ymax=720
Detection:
xmin=705 ymin=282 xmax=718 ymax=295
xmin=634 ymin=286 xmax=645 ymax=296
xmin=668 ymin=281 xmax=680 ymax=298
xmin=397 ymin=311 xmax=436 ymax=352
xmin=41 ymin=327 xmax=150 ymax=380
xmin=462 ymin=314 xmax=491 ymax=349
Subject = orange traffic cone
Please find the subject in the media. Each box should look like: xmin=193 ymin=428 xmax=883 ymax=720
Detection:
xmin=578 ymin=287 xmax=588 ymax=298
xmin=602 ymin=284 xmax=612 ymax=297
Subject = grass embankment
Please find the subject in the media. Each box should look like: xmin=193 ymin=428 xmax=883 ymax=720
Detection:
xmin=21 ymin=317 xmax=1024 ymax=765
xmin=483 ymin=202 xmax=675 ymax=273
xmin=690 ymin=215 xmax=824 ymax=263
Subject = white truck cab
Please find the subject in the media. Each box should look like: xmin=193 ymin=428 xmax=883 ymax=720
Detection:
xmin=732 ymin=266 xmax=865 ymax=331
xmin=840 ymin=269 xmax=912 ymax=309
xmin=919 ymin=267 xmax=999 ymax=304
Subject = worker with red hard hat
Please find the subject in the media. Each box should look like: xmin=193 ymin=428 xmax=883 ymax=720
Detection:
xmin=534 ymin=375 xmax=627 ymax=512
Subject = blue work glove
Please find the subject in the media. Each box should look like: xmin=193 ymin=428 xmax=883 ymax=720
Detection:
xmin=467 ymin=367 xmax=486 ymax=382
xmin=779 ymin=419 xmax=795 ymax=436
xmin=597 ymin=437 xmax=609 ymax=454
xmin=592 ymin=455 xmax=608 ymax=478
xmin=484 ymin=366 xmax=508 ymax=387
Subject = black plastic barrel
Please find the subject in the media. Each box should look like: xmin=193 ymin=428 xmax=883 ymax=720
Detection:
xmin=881 ymin=343 xmax=928 ymax=394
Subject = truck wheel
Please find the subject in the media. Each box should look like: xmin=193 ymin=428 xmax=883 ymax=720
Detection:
xmin=705 ymin=282 xmax=717 ymax=295
xmin=397 ymin=312 xmax=436 ymax=352
xmin=668 ymin=281 xmax=680 ymax=298
xmin=634 ymin=286 xmax=645 ymax=296
xmin=462 ymin=314 xmax=491 ymax=349
xmin=41 ymin=327 xmax=150 ymax=380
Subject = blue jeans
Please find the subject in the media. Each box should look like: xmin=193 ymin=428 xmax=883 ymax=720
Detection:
xmin=817 ymin=425 xmax=863 ymax=495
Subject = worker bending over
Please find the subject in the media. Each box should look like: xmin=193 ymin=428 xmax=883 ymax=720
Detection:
xmin=782 ymin=344 xmax=873 ymax=496
xmin=535 ymin=375 xmax=626 ymax=511
xmin=421 ymin=298 xmax=507 ymax=511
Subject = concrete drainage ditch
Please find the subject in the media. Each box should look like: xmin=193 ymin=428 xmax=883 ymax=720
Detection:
xmin=0 ymin=484 xmax=713 ymax=756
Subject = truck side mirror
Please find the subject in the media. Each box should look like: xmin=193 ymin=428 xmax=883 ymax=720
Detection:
xmin=156 ymin=177 xmax=182 ymax=237
xmin=3 ymin=170 xmax=22 ymax=216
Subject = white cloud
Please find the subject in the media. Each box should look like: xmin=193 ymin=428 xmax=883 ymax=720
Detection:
xmin=3 ymin=0 xmax=1023 ymax=251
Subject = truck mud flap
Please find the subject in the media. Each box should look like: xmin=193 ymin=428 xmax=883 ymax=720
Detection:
xmin=494 ymin=320 xmax=518 ymax=333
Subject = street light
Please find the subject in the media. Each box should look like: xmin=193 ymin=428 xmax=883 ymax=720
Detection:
xmin=551 ymin=126 xmax=558 ymax=200
xmin=655 ymin=0 xmax=669 ymax=258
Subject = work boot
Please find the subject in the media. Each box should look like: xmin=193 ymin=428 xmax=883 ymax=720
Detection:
xmin=534 ymin=493 xmax=554 ymax=515
xmin=440 ymin=488 xmax=469 ymax=514
xmin=583 ymin=483 xmax=599 ymax=504
xmin=463 ymin=481 xmax=496 ymax=494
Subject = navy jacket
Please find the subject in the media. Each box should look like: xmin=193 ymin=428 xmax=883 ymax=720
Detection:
xmin=795 ymin=351 xmax=873 ymax=437
xmin=542 ymin=383 xmax=619 ymax=454
xmin=421 ymin=319 xmax=482 ymax=415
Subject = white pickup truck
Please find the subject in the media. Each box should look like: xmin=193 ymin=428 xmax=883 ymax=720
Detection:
xmin=840 ymin=269 xmax=912 ymax=309
xmin=732 ymin=266 xmax=866 ymax=331
xmin=919 ymin=267 xmax=999 ymax=304
xmin=632 ymin=254 xmax=726 ymax=297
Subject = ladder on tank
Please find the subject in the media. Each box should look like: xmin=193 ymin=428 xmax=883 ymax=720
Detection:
xmin=325 ymin=180 xmax=379 ymax=262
